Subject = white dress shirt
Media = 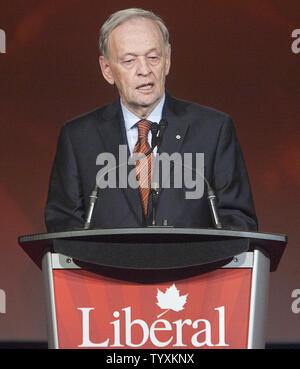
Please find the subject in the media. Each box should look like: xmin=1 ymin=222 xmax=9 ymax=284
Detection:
xmin=120 ymin=94 xmax=165 ymax=155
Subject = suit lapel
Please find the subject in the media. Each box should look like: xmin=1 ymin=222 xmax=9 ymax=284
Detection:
xmin=96 ymin=99 xmax=144 ymax=225
xmin=160 ymin=93 xmax=189 ymax=155
xmin=96 ymin=99 xmax=124 ymax=159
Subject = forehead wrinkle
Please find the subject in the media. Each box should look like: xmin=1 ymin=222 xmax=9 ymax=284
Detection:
xmin=107 ymin=18 xmax=165 ymax=60
xmin=120 ymin=48 xmax=162 ymax=58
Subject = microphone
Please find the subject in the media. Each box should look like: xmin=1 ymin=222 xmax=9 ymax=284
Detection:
xmin=170 ymin=161 xmax=222 ymax=229
xmin=150 ymin=122 xmax=159 ymax=149
xmin=84 ymin=159 xmax=129 ymax=230
xmin=84 ymin=185 xmax=98 ymax=229
xmin=206 ymin=184 xmax=222 ymax=229
xmin=145 ymin=119 xmax=168 ymax=156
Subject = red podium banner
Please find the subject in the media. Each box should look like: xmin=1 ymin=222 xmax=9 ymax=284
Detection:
xmin=52 ymin=267 xmax=252 ymax=349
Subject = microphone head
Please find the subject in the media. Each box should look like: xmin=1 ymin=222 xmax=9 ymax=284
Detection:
xmin=150 ymin=122 xmax=159 ymax=149
xmin=150 ymin=122 xmax=159 ymax=135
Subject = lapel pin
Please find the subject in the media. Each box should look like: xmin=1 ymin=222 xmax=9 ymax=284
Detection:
xmin=176 ymin=135 xmax=181 ymax=140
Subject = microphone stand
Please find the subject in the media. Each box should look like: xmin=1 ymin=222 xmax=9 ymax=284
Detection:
xmin=207 ymin=188 xmax=222 ymax=229
xmin=84 ymin=185 xmax=98 ymax=230
xmin=170 ymin=161 xmax=223 ymax=230
xmin=147 ymin=120 xmax=169 ymax=227
xmin=150 ymin=182 xmax=159 ymax=226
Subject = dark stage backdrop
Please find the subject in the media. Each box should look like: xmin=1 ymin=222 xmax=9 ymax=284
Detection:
xmin=0 ymin=1 xmax=299 ymax=345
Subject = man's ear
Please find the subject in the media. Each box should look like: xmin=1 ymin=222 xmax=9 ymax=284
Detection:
xmin=165 ymin=44 xmax=171 ymax=76
xmin=99 ymin=55 xmax=115 ymax=85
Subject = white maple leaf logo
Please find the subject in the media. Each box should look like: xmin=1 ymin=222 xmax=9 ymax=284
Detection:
xmin=156 ymin=284 xmax=188 ymax=318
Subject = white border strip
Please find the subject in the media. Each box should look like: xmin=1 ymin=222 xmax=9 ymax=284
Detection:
xmin=247 ymin=249 xmax=270 ymax=349
xmin=42 ymin=252 xmax=59 ymax=349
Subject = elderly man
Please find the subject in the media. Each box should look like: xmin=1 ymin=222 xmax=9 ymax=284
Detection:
xmin=45 ymin=8 xmax=257 ymax=232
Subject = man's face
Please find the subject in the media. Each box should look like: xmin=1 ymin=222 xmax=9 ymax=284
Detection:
xmin=99 ymin=17 xmax=171 ymax=118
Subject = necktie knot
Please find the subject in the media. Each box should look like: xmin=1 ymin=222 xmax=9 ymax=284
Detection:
xmin=137 ymin=120 xmax=152 ymax=143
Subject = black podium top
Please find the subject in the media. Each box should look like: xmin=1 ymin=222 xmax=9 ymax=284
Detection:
xmin=18 ymin=227 xmax=287 ymax=272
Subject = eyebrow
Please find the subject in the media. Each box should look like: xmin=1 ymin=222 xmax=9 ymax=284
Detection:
xmin=120 ymin=48 xmax=161 ymax=58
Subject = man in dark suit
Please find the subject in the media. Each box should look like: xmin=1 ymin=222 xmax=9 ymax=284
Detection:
xmin=45 ymin=8 xmax=257 ymax=232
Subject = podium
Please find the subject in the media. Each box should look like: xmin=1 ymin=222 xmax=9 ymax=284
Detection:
xmin=19 ymin=228 xmax=286 ymax=349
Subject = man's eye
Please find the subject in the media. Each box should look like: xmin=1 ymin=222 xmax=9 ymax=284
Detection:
xmin=123 ymin=59 xmax=134 ymax=64
xmin=148 ymin=56 xmax=159 ymax=63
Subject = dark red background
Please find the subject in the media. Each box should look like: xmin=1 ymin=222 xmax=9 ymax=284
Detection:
xmin=0 ymin=0 xmax=299 ymax=345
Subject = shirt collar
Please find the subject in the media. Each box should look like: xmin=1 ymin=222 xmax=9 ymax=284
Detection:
xmin=121 ymin=93 xmax=166 ymax=131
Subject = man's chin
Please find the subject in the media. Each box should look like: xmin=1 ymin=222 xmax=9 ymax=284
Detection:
xmin=132 ymin=95 xmax=161 ymax=109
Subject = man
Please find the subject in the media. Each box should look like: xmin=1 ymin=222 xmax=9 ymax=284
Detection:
xmin=45 ymin=8 xmax=257 ymax=232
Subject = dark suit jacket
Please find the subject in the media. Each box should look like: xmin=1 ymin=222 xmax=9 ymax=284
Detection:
xmin=45 ymin=93 xmax=258 ymax=232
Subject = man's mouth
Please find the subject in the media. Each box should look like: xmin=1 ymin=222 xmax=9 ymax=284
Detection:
xmin=136 ymin=83 xmax=154 ymax=91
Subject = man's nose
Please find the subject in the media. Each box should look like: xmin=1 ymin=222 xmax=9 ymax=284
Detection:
xmin=136 ymin=56 xmax=151 ymax=76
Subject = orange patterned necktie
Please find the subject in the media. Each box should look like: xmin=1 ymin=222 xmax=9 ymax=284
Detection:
xmin=133 ymin=120 xmax=153 ymax=216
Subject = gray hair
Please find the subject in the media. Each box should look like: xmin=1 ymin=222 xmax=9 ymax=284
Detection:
xmin=99 ymin=8 xmax=169 ymax=58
